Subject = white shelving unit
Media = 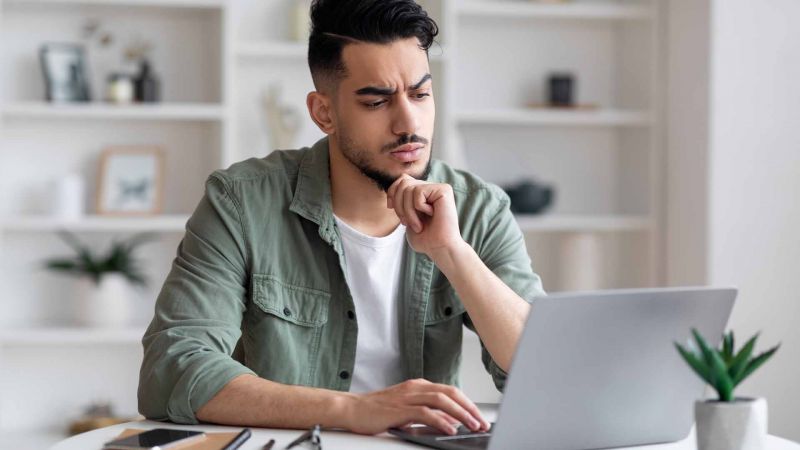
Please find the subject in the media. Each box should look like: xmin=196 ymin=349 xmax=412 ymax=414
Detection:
xmin=0 ymin=215 xmax=190 ymax=232
xmin=456 ymin=1 xmax=653 ymax=20
xmin=456 ymin=108 xmax=652 ymax=127
xmin=0 ymin=0 xmax=666 ymax=445
xmin=236 ymin=40 xmax=308 ymax=59
xmin=237 ymin=39 xmax=448 ymax=61
xmin=2 ymin=101 xmax=225 ymax=121
xmin=3 ymin=0 xmax=225 ymax=7
xmin=0 ymin=327 xmax=145 ymax=345
xmin=0 ymin=0 xmax=229 ymax=446
xmin=450 ymin=0 xmax=663 ymax=292
xmin=514 ymin=214 xmax=652 ymax=233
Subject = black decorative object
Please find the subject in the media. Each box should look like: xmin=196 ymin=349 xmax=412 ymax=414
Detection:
xmin=547 ymin=72 xmax=574 ymax=107
xmin=503 ymin=179 xmax=555 ymax=215
xmin=39 ymin=43 xmax=91 ymax=102
xmin=134 ymin=59 xmax=160 ymax=102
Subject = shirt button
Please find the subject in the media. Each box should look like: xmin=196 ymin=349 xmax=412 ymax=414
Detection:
xmin=444 ymin=306 xmax=453 ymax=316
xmin=339 ymin=370 xmax=350 ymax=380
xmin=283 ymin=307 xmax=292 ymax=317
xmin=347 ymin=310 xmax=355 ymax=320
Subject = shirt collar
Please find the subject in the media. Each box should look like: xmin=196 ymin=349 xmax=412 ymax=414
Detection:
xmin=289 ymin=136 xmax=334 ymax=230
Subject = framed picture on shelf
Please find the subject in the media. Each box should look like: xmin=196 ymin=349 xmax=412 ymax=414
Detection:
xmin=96 ymin=146 xmax=165 ymax=216
xmin=39 ymin=43 xmax=91 ymax=102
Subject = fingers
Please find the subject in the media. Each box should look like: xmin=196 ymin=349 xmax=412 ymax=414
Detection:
xmin=407 ymin=392 xmax=482 ymax=432
xmin=387 ymin=175 xmax=409 ymax=224
xmin=403 ymin=185 xmax=423 ymax=233
xmin=400 ymin=406 xmax=459 ymax=435
xmin=360 ymin=379 xmax=488 ymax=436
xmin=414 ymin=186 xmax=435 ymax=216
xmin=386 ymin=174 xmax=408 ymax=210
xmin=387 ymin=175 xmax=437 ymax=233
xmin=433 ymin=384 xmax=491 ymax=431
xmin=400 ymin=379 xmax=489 ymax=432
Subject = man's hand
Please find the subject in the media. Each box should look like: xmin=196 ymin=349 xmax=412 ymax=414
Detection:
xmin=344 ymin=378 xmax=491 ymax=435
xmin=387 ymin=174 xmax=464 ymax=258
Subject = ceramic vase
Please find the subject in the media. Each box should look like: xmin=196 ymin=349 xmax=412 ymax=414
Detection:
xmin=695 ymin=397 xmax=767 ymax=450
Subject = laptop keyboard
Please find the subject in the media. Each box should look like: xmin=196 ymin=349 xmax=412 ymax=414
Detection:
xmin=434 ymin=425 xmax=491 ymax=440
xmin=432 ymin=425 xmax=492 ymax=448
xmin=439 ymin=436 xmax=492 ymax=448
xmin=391 ymin=424 xmax=494 ymax=450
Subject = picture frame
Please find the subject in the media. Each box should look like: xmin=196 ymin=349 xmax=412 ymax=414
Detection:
xmin=96 ymin=146 xmax=165 ymax=216
xmin=39 ymin=43 xmax=92 ymax=102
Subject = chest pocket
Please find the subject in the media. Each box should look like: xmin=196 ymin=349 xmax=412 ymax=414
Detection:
xmin=246 ymin=274 xmax=330 ymax=385
xmin=252 ymin=274 xmax=330 ymax=327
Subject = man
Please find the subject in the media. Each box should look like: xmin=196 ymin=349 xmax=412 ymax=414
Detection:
xmin=138 ymin=0 xmax=545 ymax=436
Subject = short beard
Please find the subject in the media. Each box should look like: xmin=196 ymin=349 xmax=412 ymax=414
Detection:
xmin=339 ymin=133 xmax=433 ymax=192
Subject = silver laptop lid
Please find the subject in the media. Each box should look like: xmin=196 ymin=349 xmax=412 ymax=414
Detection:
xmin=489 ymin=287 xmax=736 ymax=450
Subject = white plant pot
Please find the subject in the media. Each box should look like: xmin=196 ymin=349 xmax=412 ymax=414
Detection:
xmin=74 ymin=273 xmax=132 ymax=328
xmin=695 ymin=397 xmax=768 ymax=450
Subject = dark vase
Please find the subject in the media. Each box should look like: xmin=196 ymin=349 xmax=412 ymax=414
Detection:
xmin=135 ymin=59 xmax=160 ymax=103
xmin=548 ymin=73 xmax=575 ymax=107
xmin=505 ymin=180 xmax=555 ymax=214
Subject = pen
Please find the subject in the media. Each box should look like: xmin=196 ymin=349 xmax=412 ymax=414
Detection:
xmin=221 ymin=428 xmax=252 ymax=450
xmin=262 ymin=439 xmax=276 ymax=450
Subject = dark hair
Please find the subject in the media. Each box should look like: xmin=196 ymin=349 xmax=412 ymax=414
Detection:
xmin=307 ymin=0 xmax=439 ymax=91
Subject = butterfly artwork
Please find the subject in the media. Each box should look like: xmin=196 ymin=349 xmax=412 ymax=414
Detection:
xmin=97 ymin=146 xmax=164 ymax=215
xmin=115 ymin=178 xmax=152 ymax=206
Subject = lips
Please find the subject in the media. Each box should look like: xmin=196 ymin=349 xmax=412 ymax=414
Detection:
xmin=389 ymin=144 xmax=424 ymax=162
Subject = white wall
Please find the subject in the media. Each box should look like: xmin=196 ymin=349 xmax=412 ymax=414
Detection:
xmin=707 ymin=0 xmax=800 ymax=441
xmin=667 ymin=0 xmax=800 ymax=441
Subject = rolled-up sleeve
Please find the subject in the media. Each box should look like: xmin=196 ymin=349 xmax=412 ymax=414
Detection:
xmin=464 ymin=187 xmax=546 ymax=392
xmin=138 ymin=174 xmax=256 ymax=424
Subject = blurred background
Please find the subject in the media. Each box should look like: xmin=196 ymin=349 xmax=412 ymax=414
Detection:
xmin=0 ymin=0 xmax=798 ymax=448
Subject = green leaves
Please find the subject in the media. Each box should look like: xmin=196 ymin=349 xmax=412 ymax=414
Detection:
xmin=675 ymin=328 xmax=780 ymax=402
xmin=43 ymin=231 xmax=153 ymax=288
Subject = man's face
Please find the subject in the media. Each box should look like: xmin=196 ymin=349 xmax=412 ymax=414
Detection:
xmin=331 ymin=37 xmax=435 ymax=191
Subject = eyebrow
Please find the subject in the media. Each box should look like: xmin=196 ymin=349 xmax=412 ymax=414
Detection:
xmin=354 ymin=73 xmax=432 ymax=96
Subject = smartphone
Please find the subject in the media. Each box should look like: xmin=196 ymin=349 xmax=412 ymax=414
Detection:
xmin=103 ymin=428 xmax=206 ymax=450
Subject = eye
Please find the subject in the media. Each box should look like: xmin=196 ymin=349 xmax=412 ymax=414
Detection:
xmin=414 ymin=92 xmax=431 ymax=100
xmin=365 ymin=100 xmax=387 ymax=109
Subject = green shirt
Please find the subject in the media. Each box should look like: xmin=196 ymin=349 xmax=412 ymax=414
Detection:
xmin=138 ymin=137 xmax=545 ymax=424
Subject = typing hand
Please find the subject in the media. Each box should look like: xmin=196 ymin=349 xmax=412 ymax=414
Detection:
xmin=386 ymin=175 xmax=464 ymax=259
xmin=343 ymin=378 xmax=490 ymax=435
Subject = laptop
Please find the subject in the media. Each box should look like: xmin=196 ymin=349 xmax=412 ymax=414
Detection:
xmin=390 ymin=286 xmax=736 ymax=450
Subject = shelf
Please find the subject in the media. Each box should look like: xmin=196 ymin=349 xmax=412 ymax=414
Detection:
xmin=514 ymin=214 xmax=652 ymax=232
xmin=457 ymin=1 xmax=652 ymax=21
xmin=0 ymin=327 xmax=145 ymax=345
xmin=236 ymin=40 xmax=308 ymax=60
xmin=237 ymin=40 xmax=448 ymax=62
xmin=1 ymin=102 xmax=226 ymax=122
xmin=2 ymin=0 xmax=225 ymax=9
xmin=0 ymin=215 xmax=190 ymax=232
xmin=456 ymin=108 xmax=652 ymax=127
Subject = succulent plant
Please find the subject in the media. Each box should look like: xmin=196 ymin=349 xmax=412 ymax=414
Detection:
xmin=675 ymin=328 xmax=780 ymax=402
xmin=44 ymin=231 xmax=152 ymax=287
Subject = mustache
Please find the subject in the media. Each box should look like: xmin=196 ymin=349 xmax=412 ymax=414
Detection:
xmin=381 ymin=134 xmax=429 ymax=153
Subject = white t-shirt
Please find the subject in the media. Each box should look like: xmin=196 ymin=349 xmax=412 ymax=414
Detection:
xmin=333 ymin=215 xmax=406 ymax=393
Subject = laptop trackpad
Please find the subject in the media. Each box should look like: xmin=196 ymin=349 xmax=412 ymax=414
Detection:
xmin=389 ymin=424 xmax=493 ymax=450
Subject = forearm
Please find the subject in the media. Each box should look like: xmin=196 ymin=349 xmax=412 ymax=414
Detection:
xmin=431 ymin=241 xmax=531 ymax=371
xmin=195 ymin=374 xmax=355 ymax=429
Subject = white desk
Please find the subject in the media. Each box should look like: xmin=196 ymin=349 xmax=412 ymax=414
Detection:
xmin=51 ymin=404 xmax=800 ymax=450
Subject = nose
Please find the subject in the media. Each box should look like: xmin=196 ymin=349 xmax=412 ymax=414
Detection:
xmin=391 ymin=95 xmax=420 ymax=137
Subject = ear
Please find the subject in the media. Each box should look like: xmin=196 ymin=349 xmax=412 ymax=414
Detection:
xmin=307 ymin=91 xmax=336 ymax=135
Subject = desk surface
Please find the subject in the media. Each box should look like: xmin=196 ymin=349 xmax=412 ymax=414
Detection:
xmin=51 ymin=404 xmax=799 ymax=450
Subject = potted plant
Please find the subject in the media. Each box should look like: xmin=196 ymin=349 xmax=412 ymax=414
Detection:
xmin=44 ymin=231 xmax=151 ymax=327
xmin=675 ymin=329 xmax=780 ymax=450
